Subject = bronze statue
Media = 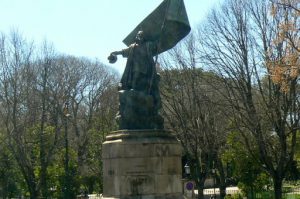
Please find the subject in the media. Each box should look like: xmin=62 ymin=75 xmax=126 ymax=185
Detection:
xmin=109 ymin=31 xmax=158 ymax=92
xmin=108 ymin=0 xmax=191 ymax=130
xmin=108 ymin=31 xmax=163 ymax=130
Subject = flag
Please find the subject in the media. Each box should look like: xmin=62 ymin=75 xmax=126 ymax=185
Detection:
xmin=123 ymin=0 xmax=191 ymax=54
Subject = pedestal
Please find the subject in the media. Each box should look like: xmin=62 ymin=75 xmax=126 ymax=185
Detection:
xmin=102 ymin=130 xmax=183 ymax=199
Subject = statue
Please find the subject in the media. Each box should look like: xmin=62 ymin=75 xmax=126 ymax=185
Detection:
xmin=109 ymin=31 xmax=159 ymax=93
xmin=108 ymin=31 xmax=163 ymax=130
xmin=102 ymin=1 xmax=191 ymax=199
xmin=108 ymin=0 xmax=191 ymax=130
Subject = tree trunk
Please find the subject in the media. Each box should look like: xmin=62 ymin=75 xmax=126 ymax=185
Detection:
xmin=88 ymin=180 xmax=94 ymax=195
xmin=27 ymin=180 xmax=39 ymax=199
xmin=40 ymin=64 xmax=48 ymax=198
xmin=216 ymin=158 xmax=226 ymax=199
xmin=196 ymin=182 xmax=205 ymax=199
xmin=273 ymin=176 xmax=283 ymax=199
xmin=194 ymin=158 xmax=207 ymax=199
xmin=40 ymin=165 xmax=48 ymax=198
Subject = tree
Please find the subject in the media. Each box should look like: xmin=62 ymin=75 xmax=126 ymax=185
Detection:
xmin=160 ymin=35 xmax=229 ymax=199
xmin=222 ymin=131 xmax=272 ymax=198
xmin=37 ymin=41 xmax=57 ymax=198
xmin=0 ymin=136 xmax=23 ymax=198
xmin=197 ymin=0 xmax=300 ymax=198
xmin=0 ymin=31 xmax=67 ymax=198
xmin=0 ymin=30 xmax=119 ymax=198
xmin=39 ymin=55 xmax=119 ymax=196
xmin=0 ymin=31 xmax=39 ymax=198
xmin=268 ymin=0 xmax=300 ymax=92
xmin=59 ymin=56 xmax=118 ymax=194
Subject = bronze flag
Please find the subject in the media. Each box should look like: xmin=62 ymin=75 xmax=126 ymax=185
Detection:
xmin=123 ymin=0 xmax=191 ymax=54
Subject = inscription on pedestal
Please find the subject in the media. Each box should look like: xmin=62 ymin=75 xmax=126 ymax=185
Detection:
xmin=155 ymin=145 xmax=170 ymax=156
xmin=127 ymin=175 xmax=153 ymax=195
xmin=108 ymin=169 xmax=115 ymax=176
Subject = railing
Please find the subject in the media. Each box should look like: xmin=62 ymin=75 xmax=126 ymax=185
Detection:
xmin=195 ymin=187 xmax=241 ymax=195
xmin=81 ymin=188 xmax=300 ymax=199
xmin=77 ymin=194 xmax=102 ymax=199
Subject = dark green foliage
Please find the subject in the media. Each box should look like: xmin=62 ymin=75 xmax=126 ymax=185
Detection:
xmin=222 ymin=132 xmax=272 ymax=196
xmin=0 ymin=145 xmax=23 ymax=198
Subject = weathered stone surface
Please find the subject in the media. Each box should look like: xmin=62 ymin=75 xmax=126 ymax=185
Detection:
xmin=102 ymin=143 xmax=181 ymax=159
xmin=102 ymin=130 xmax=183 ymax=199
xmin=103 ymin=156 xmax=180 ymax=177
xmin=116 ymin=89 xmax=164 ymax=130
xmin=102 ymin=193 xmax=183 ymax=199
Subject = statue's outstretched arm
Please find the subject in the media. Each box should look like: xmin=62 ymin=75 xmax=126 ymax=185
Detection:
xmin=110 ymin=51 xmax=122 ymax=56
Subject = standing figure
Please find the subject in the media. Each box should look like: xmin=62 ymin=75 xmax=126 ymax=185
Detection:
xmin=108 ymin=31 xmax=163 ymax=130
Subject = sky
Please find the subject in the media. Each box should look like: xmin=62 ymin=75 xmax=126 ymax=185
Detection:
xmin=0 ymin=0 xmax=222 ymax=74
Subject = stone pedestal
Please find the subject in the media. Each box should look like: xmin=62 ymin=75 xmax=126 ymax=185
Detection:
xmin=102 ymin=130 xmax=183 ymax=199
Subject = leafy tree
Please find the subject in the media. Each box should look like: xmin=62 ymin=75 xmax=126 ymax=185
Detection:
xmin=268 ymin=0 xmax=299 ymax=92
xmin=0 ymin=136 xmax=23 ymax=198
xmin=197 ymin=0 xmax=300 ymax=198
xmin=222 ymin=132 xmax=272 ymax=197
xmin=0 ymin=30 xmax=119 ymax=198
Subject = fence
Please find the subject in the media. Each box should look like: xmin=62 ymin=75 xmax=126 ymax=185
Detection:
xmin=199 ymin=187 xmax=300 ymax=199
xmin=77 ymin=194 xmax=102 ymax=199
xmin=196 ymin=187 xmax=241 ymax=196
xmin=247 ymin=188 xmax=300 ymax=199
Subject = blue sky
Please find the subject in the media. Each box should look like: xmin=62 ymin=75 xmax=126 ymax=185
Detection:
xmin=0 ymin=0 xmax=222 ymax=74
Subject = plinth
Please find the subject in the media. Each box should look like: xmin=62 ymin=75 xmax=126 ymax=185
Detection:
xmin=102 ymin=130 xmax=183 ymax=199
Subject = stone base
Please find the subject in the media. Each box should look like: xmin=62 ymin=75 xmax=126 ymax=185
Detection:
xmin=102 ymin=130 xmax=183 ymax=199
xmin=101 ymin=193 xmax=183 ymax=199
xmin=117 ymin=89 xmax=164 ymax=129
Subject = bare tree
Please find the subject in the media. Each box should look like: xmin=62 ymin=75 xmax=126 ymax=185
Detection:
xmin=0 ymin=31 xmax=40 ymax=198
xmin=0 ymin=29 xmax=120 ymax=197
xmin=197 ymin=0 xmax=300 ymax=198
xmin=160 ymin=35 xmax=229 ymax=199
xmin=50 ymin=55 xmax=119 ymax=193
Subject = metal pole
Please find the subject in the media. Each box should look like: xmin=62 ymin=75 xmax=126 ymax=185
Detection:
xmin=64 ymin=102 xmax=70 ymax=199
xmin=213 ymin=169 xmax=216 ymax=197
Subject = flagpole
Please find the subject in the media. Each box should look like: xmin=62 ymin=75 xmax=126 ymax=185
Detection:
xmin=148 ymin=0 xmax=171 ymax=94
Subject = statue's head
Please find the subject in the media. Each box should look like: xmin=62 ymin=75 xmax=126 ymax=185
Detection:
xmin=135 ymin=30 xmax=145 ymax=44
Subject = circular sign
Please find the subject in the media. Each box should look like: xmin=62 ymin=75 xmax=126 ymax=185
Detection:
xmin=186 ymin=181 xmax=194 ymax=190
